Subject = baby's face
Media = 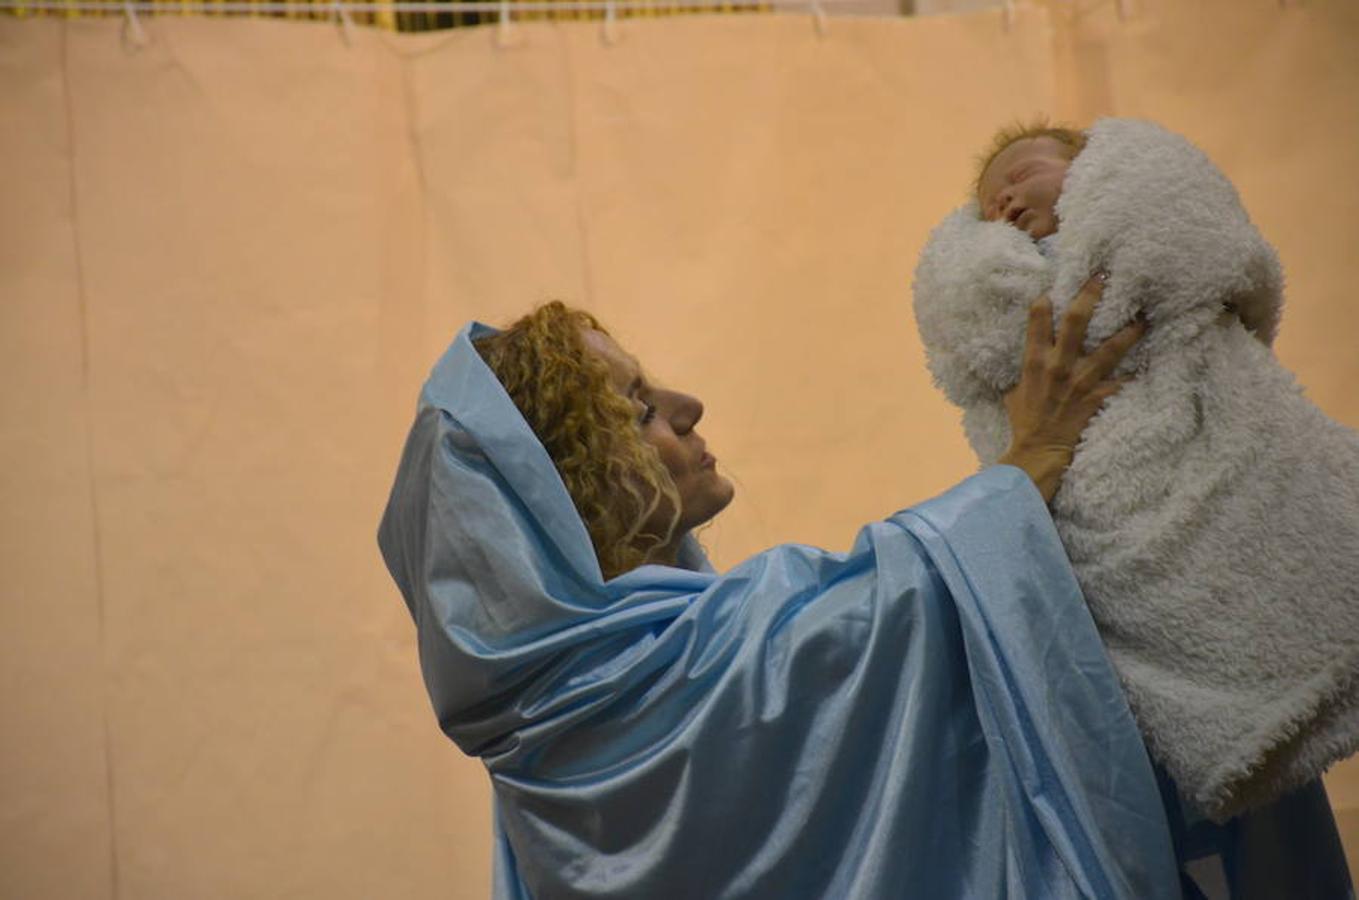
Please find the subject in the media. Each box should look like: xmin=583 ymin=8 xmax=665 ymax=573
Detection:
xmin=978 ymin=136 xmax=1073 ymax=240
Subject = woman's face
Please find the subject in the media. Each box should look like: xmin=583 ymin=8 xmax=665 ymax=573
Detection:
xmin=581 ymin=328 xmax=735 ymax=537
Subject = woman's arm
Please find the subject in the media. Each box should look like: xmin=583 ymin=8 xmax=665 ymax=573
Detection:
xmin=998 ymin=273 xmax=1144 ymax=502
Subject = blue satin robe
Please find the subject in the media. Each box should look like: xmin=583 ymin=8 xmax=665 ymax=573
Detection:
xmin=378 ymin=324 xmax=1182 ymax=899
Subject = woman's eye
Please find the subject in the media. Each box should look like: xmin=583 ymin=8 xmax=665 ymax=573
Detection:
xmin=640 ymin=402 xmax=657 ymax=425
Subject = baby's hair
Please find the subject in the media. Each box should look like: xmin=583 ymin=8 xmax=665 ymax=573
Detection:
xmin=972 ymin=117 xmax=1087 ymax=201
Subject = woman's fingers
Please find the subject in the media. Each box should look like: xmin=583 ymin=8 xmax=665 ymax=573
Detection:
xmin=1002 ymin=274 xmax=1142 ymax=502
xmin=1019 ymin=271 xmax=1144 ymax=396
xmin=1084 ymin=318 xmax=1147 ymax=382
xmin=1087 ymin=374 xmax=1134 ymax=405
xmin=1054 ymin=274 xmax=1104 ymax=364
xmin=1026 ymin=293 xmax=1055 ymax=353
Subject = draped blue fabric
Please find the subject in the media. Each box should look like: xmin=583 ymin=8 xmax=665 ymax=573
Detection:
xmin=1156 ymin=765 xmax=1354 ymax=900
xmin=378 ymin=324 xmax=1181 ymax=899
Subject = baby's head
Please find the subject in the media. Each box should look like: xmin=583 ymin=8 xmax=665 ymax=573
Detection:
xmin=974 ymin=120 xmax=1086 ymax=240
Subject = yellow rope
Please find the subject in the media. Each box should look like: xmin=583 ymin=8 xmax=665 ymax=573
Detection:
xmin=374 ymin=0 xmax=395 ymax=30
xmin=0 ymin=0 xmax=779 ymax=27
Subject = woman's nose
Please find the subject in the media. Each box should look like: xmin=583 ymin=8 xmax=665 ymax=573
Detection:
xmin=672 ymin=392 xmax=704 ymax=433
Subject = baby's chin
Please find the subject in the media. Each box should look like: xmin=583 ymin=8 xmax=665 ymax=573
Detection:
xmin=1024 ymin=216 xmax=1058 ymax=240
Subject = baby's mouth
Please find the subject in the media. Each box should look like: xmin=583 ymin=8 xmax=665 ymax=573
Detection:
xmin=1007 ymin=205 xmax=1027 ymax=225
xmin=1015 ymin=209 xmax=1040 ymax=235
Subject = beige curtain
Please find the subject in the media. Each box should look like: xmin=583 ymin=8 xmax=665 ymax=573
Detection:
xmin=2 ymin=3 xmax=1355 ymax=897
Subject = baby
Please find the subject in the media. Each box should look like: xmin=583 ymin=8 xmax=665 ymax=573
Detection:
xmin=975 ymin=122 xmax=1082 ymax=246
xmin=912 ymin=117 xmax=1359 ymax=821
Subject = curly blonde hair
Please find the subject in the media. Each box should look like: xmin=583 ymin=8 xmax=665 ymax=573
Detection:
xmin=973 ymin=117 xmax=1087 ymax=202
xmin=474 ymin=301 xmax=682 ymax=580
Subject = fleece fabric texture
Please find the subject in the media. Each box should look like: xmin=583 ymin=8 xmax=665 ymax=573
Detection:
xmin=911 ymin=117 xmax=1359 ymax=821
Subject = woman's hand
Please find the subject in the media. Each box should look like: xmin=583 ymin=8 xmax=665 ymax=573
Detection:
xmin=997 ymin=274 xmax=1145 ymax=503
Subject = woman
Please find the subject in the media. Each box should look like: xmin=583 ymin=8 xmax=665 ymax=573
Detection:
xmin=377 ymin=277 xmax=1182 ymax=898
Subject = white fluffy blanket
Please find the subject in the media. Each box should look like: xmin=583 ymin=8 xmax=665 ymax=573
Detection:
xmin=912 ymin=117 xmax=1359 ymax=820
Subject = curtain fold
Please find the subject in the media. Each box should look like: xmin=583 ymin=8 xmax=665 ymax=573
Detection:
xmin=0 ymin=20 xmax=113 ymax=900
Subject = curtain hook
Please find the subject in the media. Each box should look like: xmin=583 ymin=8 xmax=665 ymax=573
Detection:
xmin=810 ymin=0 xmax=827 ymax=36
xmin=1002 ymin=0 xmax=1016 ymax=32
xmin=602 ymin=0 xmax=620 ymax=45
xmin=496 ymin=0 xmax=516 ymax=48
xmin=332 ymin=0 xmax=356 ymax=45
xmin=122 ymin=0 xmax=149 ymax=49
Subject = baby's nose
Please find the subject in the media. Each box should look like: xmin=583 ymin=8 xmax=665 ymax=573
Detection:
xmin=996 ymin=188 xmax=1015 ymax=216
xmin=985 ymin=188 xmax=1010 ymax=221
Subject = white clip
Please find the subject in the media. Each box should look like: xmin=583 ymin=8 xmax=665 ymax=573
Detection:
xmin=1115 ymin=0 xmax=1133 ymax=20
xmin=122 ymin=0 xmax=149 ymax=49
xmin=496 ymin=0 xmax=516 ymax=48
xmin=602 ymin=0 xmax=619 ymax=44
xmin=332 ymin=0 xmax=356 ymax=45
xmin=1002 ymin=0 xmax=1015 ymax=31
xmin=810 ymin=0 xmax=827 ymax=36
